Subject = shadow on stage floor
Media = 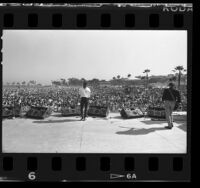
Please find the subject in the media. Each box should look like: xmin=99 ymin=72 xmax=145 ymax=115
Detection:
xmin=116 ymin=127 xmax=166 ymax=135
xmin=140 ymin=120 xmax=166 ymax=125
xmin=176 ymin=122 xmax=187 ymax=132
xmin=33 ymin=119 xmax=80 ymax=124
xmin=110 ymin=116 xmax=123 ymax=119
xmin=51 ymin=113 xmax=80 ymax=118
xmin=110 ymin=116 xmax=145 ymax=120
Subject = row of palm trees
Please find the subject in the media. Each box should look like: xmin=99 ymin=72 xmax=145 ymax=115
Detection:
xmin=5 ymin=66 xmax=186 ymax=89
xmin=172 ymin=66 xmax=187 ymax=89
xmin=112 ymin=66 xmax=186 ymax=89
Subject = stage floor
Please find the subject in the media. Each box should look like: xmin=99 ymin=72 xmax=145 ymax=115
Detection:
xmin=2 ymin=112 xmax=187 ymax=153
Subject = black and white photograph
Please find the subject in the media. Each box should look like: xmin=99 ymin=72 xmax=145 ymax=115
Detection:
xmin=2 ymin=30 xmax=187 ymax=153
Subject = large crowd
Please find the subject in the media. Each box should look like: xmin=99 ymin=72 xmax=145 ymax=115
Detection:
xmin=3 ymin=85 xmax=187 ymax=113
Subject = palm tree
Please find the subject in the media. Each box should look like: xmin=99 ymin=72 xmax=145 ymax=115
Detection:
xmin=173 ymin=66 xmax=184 ymax=89
xmin=117 ymin=75 xmax=120 ymax=79
xmin=112 ymin=77 xmax=116 ymax=80
xmin=169 ymin=76 xmax=177 ymax=82
xmin=143 ymin=69 xmax=150 ymax=88
xmin=127 ymin=74 xmax=131 ymax=79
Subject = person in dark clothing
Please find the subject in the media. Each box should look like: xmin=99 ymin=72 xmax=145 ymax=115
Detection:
xmin=162 ymin=83 xmax=181 ymax=129
xmin=79 ymin=81 xmax=91 ymax=121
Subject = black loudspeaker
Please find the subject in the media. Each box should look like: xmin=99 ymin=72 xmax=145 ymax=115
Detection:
xmin=61 ymin=106 xmax=80 ymax=116
xmin=26 ymin=106 xmax=52 ymax=119
xmin=2 ymin=106 xmax=14 ymax=118
xmin=147 ymin=107 xmax=166 ymax=119
xmin=120 ymin=108 xmax=144 ymax=119
xmin=88 ymin=106 xmax=109 ymax=117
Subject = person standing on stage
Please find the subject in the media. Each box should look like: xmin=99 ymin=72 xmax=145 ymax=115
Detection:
xmin=162 ymin=83 xmax=181 ymax=129
xmin=79 ymin=81 xmax=91 ymax=121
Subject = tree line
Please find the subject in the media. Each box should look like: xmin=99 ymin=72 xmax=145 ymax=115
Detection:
xmin=5 ymin=66 xmax=187 ymax=89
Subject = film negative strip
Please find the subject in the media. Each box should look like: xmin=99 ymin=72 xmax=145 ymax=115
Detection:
xmin=0 ymin=3 xmax=192 ymax=182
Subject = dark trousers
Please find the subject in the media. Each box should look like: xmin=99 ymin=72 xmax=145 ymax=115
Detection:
xmin=164 ymin=100 xmax=175 ymax=126
xmin=80 ymin=97 xmax=89 ymax=118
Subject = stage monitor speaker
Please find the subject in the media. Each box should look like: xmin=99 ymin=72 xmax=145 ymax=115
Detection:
xmin=20 ymin=106 xmax=31 ymax=116
xmin=147 ymin=107 xmax=166 ymax=119
xmin=61 ymin=107 xmax=80 ymax=116
xmin=120 ymin=108 xmax=144 ymax=119
xmin=88 ymin=106 xmax=109 ymax=117
xmin=172 ymin=111 xmax=187 ymax=121
xmin=2 ymin=106 xmax=14 ymax=118
xmin=26 ymin=106 xmax=52 ymax=119
xmin=3 ymin=105 xmax=32 ymax=118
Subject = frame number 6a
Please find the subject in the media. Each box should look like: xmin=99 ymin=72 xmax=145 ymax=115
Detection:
xmin=126 ymin=173 xmax=137 ymax=180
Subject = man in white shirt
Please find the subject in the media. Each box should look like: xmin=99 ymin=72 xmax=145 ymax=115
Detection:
xmin=79 ymin=81 xmax=91 ymax=121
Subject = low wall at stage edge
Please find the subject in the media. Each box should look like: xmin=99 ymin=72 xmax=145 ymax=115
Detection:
xmin=2 ymin=105 xmax=31 ymax=118
xmin=147 ymin=107 xmax=187 ymax=121
xmin=61 ymin=105 xmax=109 ymax=117
xmin=2 ymin=105 xmax=187 ymax=121
xmin=172 ymin=111 xmax=187 ymax=121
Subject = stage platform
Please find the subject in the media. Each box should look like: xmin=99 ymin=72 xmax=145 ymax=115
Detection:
xmin=2 ymin=112 xmax=187 ymax=153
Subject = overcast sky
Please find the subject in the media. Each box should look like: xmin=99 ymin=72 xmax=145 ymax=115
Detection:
xmin=2 ymin=30 xmax=187 ymax=85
